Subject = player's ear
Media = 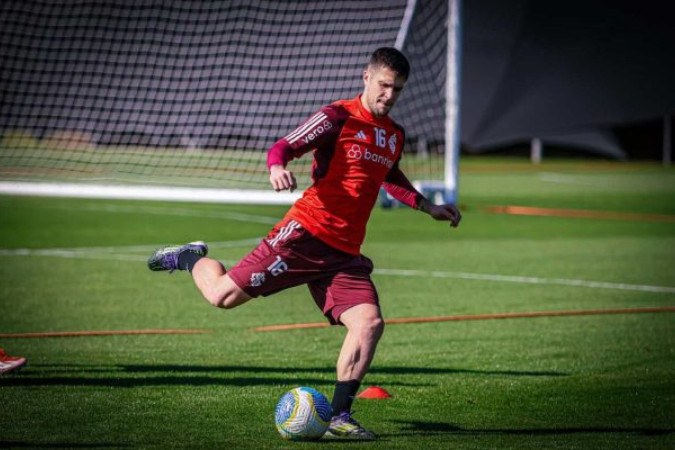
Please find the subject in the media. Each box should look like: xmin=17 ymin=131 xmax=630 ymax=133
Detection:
xmin=363 ymin=69 xmax=370 ymax=86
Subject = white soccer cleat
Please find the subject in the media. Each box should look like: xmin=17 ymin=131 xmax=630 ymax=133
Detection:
xmin=0 ymin=349 xmax=27 ymax=375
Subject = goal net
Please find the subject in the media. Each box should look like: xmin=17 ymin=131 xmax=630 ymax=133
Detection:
xmin=0 ymin=0 xmax=456 ymax=204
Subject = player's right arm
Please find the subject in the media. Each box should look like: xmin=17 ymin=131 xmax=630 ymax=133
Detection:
xmin=267 ymin=138 xmax=298 ymax=192
xmin=269 ymin=162 xmax=297 ymax=192
xmin=266 ymin=105 xmax=346 ymax=192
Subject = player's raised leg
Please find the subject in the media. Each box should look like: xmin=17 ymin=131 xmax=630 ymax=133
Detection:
xmin=190 ymin=258 xmax=252 ymax=309
xmin=147 ymin=241 xmax=208 ymax=272
xmin=147 ymin=241 xmax=252 ymax=309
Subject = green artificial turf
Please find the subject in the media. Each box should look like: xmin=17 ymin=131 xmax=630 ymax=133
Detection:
xmin=1 ymin=158 xmax=673 ymax=449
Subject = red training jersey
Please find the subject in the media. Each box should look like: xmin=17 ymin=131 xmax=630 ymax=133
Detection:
xmin=267 ymin=95 xmax=423 ymax=255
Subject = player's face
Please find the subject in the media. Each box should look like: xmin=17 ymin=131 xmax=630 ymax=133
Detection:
xmin=362 ymin=66 xmax=407 ymax=118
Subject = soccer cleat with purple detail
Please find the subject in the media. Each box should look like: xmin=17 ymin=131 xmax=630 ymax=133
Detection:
xmin=147 ymin=241 xmax=208 ymax=272
xmin=324 ymin=411 xmax=376 ymax=440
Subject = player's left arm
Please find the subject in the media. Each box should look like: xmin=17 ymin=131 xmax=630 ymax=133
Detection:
xmin=384 ymin=165 xmax=461 ymax=228
xmin=416 ymin=196 xmax=462 ymax=228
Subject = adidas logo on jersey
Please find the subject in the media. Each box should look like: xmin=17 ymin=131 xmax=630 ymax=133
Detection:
xmin=355 ymin=130 xmax=368 ymax=141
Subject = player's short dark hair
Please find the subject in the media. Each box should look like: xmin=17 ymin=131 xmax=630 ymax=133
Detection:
xmin=368 ymin=47 xmax=410 ymax=80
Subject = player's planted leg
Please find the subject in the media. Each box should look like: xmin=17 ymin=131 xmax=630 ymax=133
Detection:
xmin=327 ymin=411 xmax=376 ymax=440
xmin=325 ymin=303 xmax=383 ymax=440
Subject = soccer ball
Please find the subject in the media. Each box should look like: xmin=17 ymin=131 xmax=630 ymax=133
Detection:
xmin=274 ymin=386 xmax=333 ymax=440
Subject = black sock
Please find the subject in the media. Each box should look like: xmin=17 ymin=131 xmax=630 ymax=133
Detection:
xmin=177 ymin=251 xmax=204 ymax=272
xmin=331 ymin=379 xmax=361 ymax=416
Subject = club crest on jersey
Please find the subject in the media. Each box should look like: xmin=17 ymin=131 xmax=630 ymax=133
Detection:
xmin=388 ymin=134 xmax=397 ymax=154
xmin=250 ymin=272 xmax=266 ymax=287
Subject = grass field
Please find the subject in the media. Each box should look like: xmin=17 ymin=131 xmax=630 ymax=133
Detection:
xmin=1 ymin=158 xmax=674 ymax=449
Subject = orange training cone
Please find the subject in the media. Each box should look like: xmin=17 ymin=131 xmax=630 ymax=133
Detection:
xmin=357 ymin=386 xmax=392 ymax=399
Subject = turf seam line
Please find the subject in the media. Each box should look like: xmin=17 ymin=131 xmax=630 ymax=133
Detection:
xmin=2 ymin=244 xmax=672 ymax=294
xmin=486 ymin=205 xmax=675 ymax=223
xmin=0 ymin=329 xmax=211 ymax=339
xmin=253 ymin=306 xmax=675 ymax=332
xmin=374 ymin=268 xmax=675 ymax=294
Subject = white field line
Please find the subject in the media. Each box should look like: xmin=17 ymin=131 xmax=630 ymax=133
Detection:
xmin=0 ymin=249 xmax=241 ymax=266
xmin=2 ymin=243 xmax=674 ymax=295
xmin=0 ymin=181 xmax=300 ymax=205
xmin=538 ymin=172 xmax=615 ymax=186
xmin=0 ymin=238 xmax=258 ymax=265
xmin=0 ymin=249 xmax=150 ymax=262
xmin=374 ymin=268 xmax=675 ymax=294
xmin=46 ymin=203 xmax=281 ymax=225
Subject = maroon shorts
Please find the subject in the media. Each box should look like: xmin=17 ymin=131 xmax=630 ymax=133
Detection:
xmin=227 ymin=219 xmax=379 ymax=325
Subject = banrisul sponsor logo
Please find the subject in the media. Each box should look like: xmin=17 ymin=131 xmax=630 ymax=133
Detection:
xmin=348 ymin=144 xmax=394 ymax=169
xmin=347 ymin=144 xmax=363 ymax=160
xmin=364 ymin=148 xmax=394 ymax=169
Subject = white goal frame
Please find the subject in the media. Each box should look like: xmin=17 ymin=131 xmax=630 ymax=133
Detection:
xmin=0 ymin=0 xmax=462 ymax=205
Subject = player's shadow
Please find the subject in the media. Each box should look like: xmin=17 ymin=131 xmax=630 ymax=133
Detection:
xmin=1 ymin=364 xmax=566 ymax=388
xmin=386 ymin=420 xmax=673 ymax=437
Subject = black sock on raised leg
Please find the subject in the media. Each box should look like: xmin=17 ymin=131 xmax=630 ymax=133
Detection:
xmin=177 ymin=251 xmax=203 ymax=272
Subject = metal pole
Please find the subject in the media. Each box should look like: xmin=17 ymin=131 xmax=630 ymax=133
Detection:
xmin=444 ymin=0 xmax=462 ymax=203
xmin=395 ymin=0 xmax=417 ymax=50
xmin=531 ymin=137 xmax=542 ymax=164
xmin=664 ymin=114 xmax=672 ymax=167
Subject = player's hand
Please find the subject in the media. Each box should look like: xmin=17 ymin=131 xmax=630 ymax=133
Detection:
xmin=269 ymin=164 xmax=297 ymax=192
xmin=423 ymin=201 xmax=462 ymax=228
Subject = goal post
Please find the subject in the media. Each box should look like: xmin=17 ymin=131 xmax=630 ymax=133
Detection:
xmin=0 ymin=0 xmax=461 ymax=204
xmin=444 ymin=0 xmax=462 ymax=203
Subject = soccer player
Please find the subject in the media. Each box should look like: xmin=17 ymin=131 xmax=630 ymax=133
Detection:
xmin=148 ymin=47 xmax=461 ymax=440
xmin=0 ymin=348 xmax=27 ymax=375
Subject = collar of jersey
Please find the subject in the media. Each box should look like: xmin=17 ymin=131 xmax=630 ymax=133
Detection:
xmin=355 ymin=94 xmax=391 ymax=125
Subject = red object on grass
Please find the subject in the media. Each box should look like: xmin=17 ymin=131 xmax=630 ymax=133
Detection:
xmin=358 ymin=386 xmax=392 ymax=399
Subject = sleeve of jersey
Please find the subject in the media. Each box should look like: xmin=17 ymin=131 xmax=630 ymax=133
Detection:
xmin=267 ymin=106 xmax=343 ymax=169
xmin=383 ymin=164 xmax=425 ymax=209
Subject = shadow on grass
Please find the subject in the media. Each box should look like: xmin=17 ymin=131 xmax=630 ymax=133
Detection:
xmin=117 ymin=364 xmax=566 ymax=378
xmin=0 ymin=364 xmax=566 ymax=388
xmin=32 ymin=363 xmax=567 ymax=377
xmin=0 ymin=442 xmax=130 ymax=448
xmin=388 ymin=420 xmax=674 ymax=437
